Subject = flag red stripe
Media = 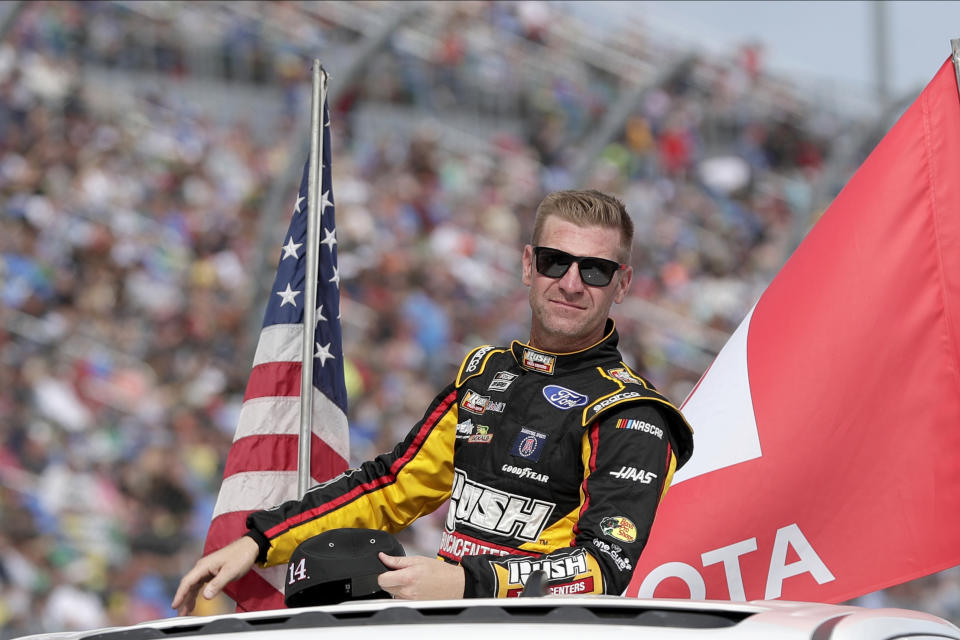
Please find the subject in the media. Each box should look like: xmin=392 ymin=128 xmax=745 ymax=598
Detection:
xmin=204 ymin=510 xmax=253 ymax=555
xmin=224 ymin=569 xmax=286 ymax=612
xmin=263 ymin=389 xmax=457 ymax=540
xmin=223 ymin=433 xmax=347 ymax=479
xmin=244 ymin=361 xmax=301 ymax=402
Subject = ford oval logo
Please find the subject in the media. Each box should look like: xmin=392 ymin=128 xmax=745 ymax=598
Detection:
xmin=542 ymin=385 xmax=588 ymax=409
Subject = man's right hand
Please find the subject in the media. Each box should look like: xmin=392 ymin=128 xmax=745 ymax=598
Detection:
xmin=172 ymin=535 xmax=260 ymax=616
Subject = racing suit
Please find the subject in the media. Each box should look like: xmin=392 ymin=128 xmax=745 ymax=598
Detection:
xmin=246 ymin=320 xmax=693 ymax=597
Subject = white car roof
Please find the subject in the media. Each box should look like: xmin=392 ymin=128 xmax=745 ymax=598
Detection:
xmin=14 ymin=596 xmax=960 ymax=640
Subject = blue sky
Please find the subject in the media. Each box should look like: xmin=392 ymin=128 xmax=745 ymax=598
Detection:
xmin=563 ymin=1 xmax=960 ymax=109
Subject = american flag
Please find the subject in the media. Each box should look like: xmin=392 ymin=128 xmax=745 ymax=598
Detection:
xmin=203 ymin=99 xmax=349 ymax=612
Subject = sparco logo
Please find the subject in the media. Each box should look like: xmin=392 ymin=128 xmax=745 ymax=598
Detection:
xmin=590 ymin=391 xmax=643 ymax=415
xmin=465 ymin=346 xmax=495 ymax=374
xmin=506 ymin=550 xmax=589 ymax=585
xmin=501 ymin=464 xmax=549 ymax=483
xmin=446 ymin=469 xmax=554 ymax=542
xmin=542 ymin=384 xmax=588 ymax=409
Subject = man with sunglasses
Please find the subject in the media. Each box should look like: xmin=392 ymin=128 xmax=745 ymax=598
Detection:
xmin=174 ymin=190 xmax=693 ymax=613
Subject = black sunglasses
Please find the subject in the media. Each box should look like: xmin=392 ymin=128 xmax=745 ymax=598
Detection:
xmin=533 ymin=246 xmax=625 ymax=287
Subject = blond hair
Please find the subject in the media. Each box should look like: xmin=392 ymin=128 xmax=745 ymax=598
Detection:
xmin=531 ymin=190 xmax=633 ymax=262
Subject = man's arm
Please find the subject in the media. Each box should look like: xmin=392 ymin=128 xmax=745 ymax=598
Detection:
xmin=173 ymin=384 xmax=460 ymax=615
xmin=247 ymin=384 xmax=459 ymax=567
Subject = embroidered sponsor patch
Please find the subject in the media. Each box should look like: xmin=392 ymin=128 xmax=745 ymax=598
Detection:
xmin=461 ymin=389 xmax=506 ymax=415
xmin=468 ymin=424 xmax=493 ymax=443
xmin=589 ymin=391 xmax=644 ymax=416
xmin=461 ymin=389 xmax=490 ymax=414
xmin=615 ymin=418 xmax=663 ymax=439
xmin=455 ymin=419 xmax=475 ymax=440
xmin=510 ymin=427 xmax=547 ymax=462
xmin=607 ymin=367 xmax=644 ymax=386
xmin=438 ymin=530 xmax=519 ymax=563
xmin=491 ymin=548 xmax=596 ymax=597
xmin=608 ymin=466 xmax=657 ymax=484
xmin=600 ymin=516 xmax=638 ymax=543
xmin=521 ymin=348 xmax=556 ymax=374
xmin=465 ymin=345 xmax=495 ymax=375
xmin=591 ymin=538 xmax=633 ymax=572
xmin=489 ymin=371 xmax=519 ymax=392
xmin=542 ymin=384 xmax=588 ymax=409
xmin=446 ymin=469 xmax=554 ymax=542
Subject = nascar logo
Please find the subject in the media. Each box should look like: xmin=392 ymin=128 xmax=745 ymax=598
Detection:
xmin=615 ymin=418 xmax=663 ymax=439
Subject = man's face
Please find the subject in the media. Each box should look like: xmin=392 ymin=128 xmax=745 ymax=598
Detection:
xmin=522 ymin=217 xmax=633 ymax=353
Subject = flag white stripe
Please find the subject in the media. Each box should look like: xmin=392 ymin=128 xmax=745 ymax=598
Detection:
xmin=234 ymin=392 xmax=349 ymax=459
xmin=253 ymin=324 xmax=305 ymax=365
xmin=252 ymin=565 xmax=288 ymax=593
xmin=212 ymin=470 xmax=300 ymax=517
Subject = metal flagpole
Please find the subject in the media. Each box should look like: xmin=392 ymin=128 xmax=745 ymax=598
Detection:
xmin=952 ymin=39 xmax=960 ymax=102
xmin=299 ymin=60 xmax=327 ymax=498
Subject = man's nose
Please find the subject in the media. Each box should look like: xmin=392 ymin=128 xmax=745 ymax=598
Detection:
xmin=558 ymin=262 xmax=585 ymax=293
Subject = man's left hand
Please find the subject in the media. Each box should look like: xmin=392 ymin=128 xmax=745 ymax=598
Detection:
xmin=377 ymin=553 xmax=465 ymax=600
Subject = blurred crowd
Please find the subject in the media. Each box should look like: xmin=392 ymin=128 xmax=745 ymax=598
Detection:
xmin=0 ymin=1 xmax=955 ymax=637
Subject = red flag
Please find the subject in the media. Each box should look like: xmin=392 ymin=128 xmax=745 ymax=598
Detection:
xmin=202 ymin=98 xmax=349 ymax=611
xmin=628 ymin=59 xmax=960 ymax=602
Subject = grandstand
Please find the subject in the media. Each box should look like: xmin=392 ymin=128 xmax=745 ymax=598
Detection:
xmin=0 ymin=1 xmax=956 ymax=635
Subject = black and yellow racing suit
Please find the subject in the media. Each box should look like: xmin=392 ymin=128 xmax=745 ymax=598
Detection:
xmin=246 ymin=319 xmax=693 ymax=597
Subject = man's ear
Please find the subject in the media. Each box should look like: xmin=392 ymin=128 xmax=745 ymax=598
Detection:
xmin=521 ymin=245 xmax=534 ymax=286
xmin=613 ymin=265 xmax=633 ymax=304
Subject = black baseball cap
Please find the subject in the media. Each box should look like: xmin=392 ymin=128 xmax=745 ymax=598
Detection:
xmin=284 ymin=528 xmax=406 ymax=608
